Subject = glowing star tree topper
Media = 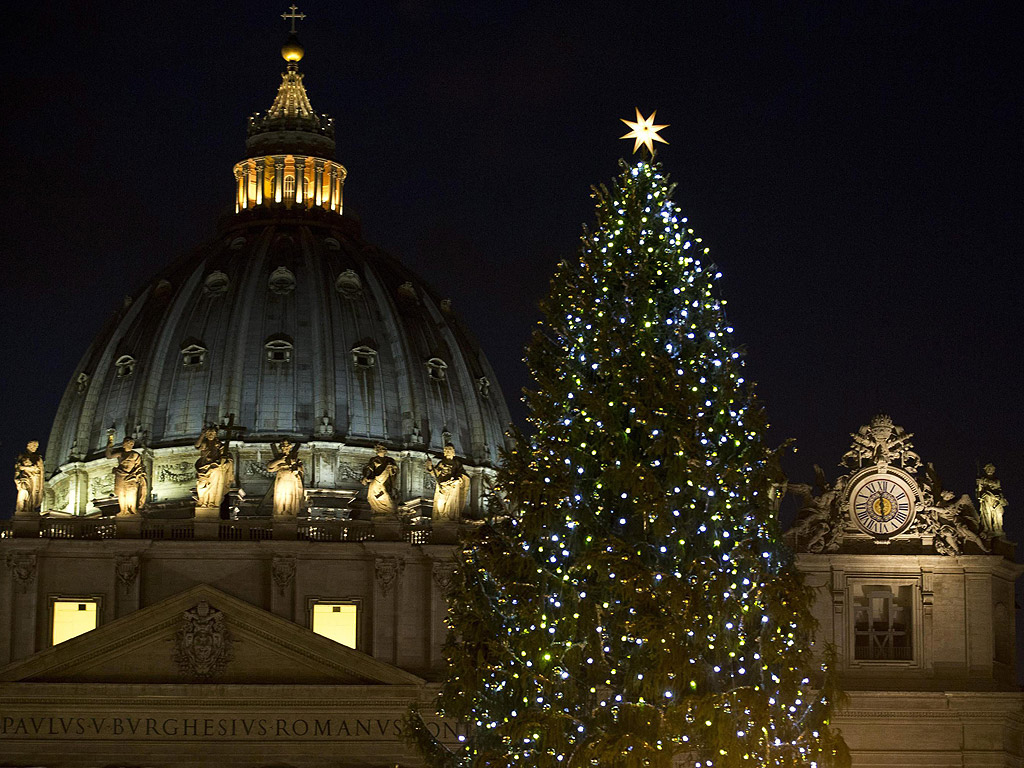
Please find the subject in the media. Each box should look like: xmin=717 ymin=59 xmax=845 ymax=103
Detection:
xmin=620 ymin=108 xmax=669 ymax=155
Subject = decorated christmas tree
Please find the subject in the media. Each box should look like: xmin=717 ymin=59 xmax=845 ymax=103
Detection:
xmin=412 ymin=113 xmax=848 ymax=768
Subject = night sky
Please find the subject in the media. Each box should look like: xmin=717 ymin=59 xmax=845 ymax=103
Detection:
xmin=1 ymin=1 xmax=1021 ymax=541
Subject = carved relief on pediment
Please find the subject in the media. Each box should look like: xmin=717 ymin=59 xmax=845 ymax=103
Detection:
xmin=172 ymin=600 xmax=233 ymax=680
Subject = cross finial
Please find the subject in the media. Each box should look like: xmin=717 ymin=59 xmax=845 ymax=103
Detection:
xmin=282 ymin=4 xmax=306 ymax=34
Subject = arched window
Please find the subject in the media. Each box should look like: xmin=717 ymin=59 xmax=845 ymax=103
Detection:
xmin=284 ymin=175 xmax=295 ymax=198
xmin=425 ymin=358 xmax=448 ymax=381
xmin=115 ymin=355 xmax=136 ymax=378
xmin=265 ymin=335 xmax=294 ymax=364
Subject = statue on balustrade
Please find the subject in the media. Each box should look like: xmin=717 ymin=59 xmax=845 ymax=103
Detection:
xmin=194 ymin=425 xmax=235 ymax=509
xmin=105 ymin=434 xmax=148 ymax=515
xmin=977 ymin=463 xmax=1008 ymax=538
xmin=13 ymin=440 xmax=44 ymax=515
xmin=268 ymin=439 xmax=304 ymax=516
xmin=425 ymin=444 xmax=469 ymax=522
xmin=362 ymin=443 xmax=398 ymax=516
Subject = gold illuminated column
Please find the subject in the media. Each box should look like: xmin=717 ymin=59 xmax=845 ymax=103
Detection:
xmin=255 ymin=159 xmax=265 ymax=206
xmin=274 ymin=158 xmax=284 ymax=203
xmin=295 ymin=157 xmax=306 ymax=204
xmin=313 ymin=161 xmax=323 ymax=206
xmin=234 ymin=168 xmax=244 ymax=213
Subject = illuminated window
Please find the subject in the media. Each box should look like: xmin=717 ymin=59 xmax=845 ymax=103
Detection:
xmin=284 ymin=175 xmax=295 ymax=197
xmin=311 ymin=602 xmax=357 ymax=648
xmin=52 ymin=599 xmax=98 ymax=645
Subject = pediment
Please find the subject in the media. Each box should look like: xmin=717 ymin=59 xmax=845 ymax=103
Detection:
xmin=0 ymin=584 xmax=424 ymax=686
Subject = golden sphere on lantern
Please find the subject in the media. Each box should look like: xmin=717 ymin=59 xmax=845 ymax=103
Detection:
xmin=281 ymin=33 xmax=304 ymax=62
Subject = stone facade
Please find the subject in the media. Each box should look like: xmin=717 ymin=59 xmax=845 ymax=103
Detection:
xmin=0 ymin=531 xmax=462 ymax=766
xmin=785 ymin=417 xmax=1024 ymax=765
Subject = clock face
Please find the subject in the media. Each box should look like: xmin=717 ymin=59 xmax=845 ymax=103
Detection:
xmin=850 ymin=473 xmax=916 ymax=536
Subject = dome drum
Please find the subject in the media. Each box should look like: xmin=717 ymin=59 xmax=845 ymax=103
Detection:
xmin=43 ymin=441 xmax=495 ymax=523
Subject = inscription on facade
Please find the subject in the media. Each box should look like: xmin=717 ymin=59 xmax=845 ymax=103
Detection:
xmin=0 ymin=715 xmax=463 ymax=741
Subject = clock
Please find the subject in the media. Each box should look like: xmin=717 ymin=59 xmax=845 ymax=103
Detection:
xmin=848 ymin=469 xmax=917 ymax=537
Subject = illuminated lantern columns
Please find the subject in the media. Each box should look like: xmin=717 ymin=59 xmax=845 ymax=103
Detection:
xmin=233 ymin=155 xmax=346 ymax=213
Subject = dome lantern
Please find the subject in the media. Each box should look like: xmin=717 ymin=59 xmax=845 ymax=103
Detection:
xmin=234 ymin=6 xmax=346 ymax=215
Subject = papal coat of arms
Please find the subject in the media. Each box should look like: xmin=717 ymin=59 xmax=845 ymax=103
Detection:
xmin=173 ymin=600 xmax=233 ymax=679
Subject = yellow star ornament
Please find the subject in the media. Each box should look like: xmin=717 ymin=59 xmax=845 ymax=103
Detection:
xmin=620 ymin=108 xmax=669 ymax=155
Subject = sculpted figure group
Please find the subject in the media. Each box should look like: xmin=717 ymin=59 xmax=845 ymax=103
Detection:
xmin=16 ymin=431 xmax=475 ymax=523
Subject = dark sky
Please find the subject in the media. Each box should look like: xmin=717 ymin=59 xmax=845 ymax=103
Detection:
xmin=0 ymin=1 xmax=1021 ymax=538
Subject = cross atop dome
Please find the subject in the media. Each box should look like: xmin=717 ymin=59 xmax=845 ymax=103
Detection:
xmin=280 ymin=4 xmax=306 ymax=64
xmin=282 ymin=4 xmax=306 ymax=34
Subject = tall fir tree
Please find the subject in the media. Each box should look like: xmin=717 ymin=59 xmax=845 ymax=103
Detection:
xmin=413 ymin=154 xmax=848 ymax=768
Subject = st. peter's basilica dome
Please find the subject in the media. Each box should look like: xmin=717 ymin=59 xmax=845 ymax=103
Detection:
xmin=42 ymin=30 xmax=511 ymax=519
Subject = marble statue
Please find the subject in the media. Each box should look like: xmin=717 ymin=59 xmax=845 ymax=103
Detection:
xmin=105 ymin=434 xmax=148 ymax=515
xmin=361 ymin=443 xmax=398 ymax=516
xmin=194 ymin=426 xmax=234 ymax=509
xmin=787 ymin=466 xmax=847 ymax=553
xmin=13 ymin=440 xmax=44 ymax=515
xmin=977 ymin=463 xmax=1007 ymax=537
xmin=930 ymin=490 xmax=988 ymax=556
xmin=424 ymin=444 xmax=469 ymax=522
xmin=267 ymin=439 xmax=304 ymax=516
xmin=913 ymin=464 xmax=988 ymax=556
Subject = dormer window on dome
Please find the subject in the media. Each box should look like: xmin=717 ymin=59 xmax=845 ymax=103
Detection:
xmin=351 ymin=344 xmax=377 ymax=369
xmin=204 ymin=271 xmax=229 ymax=296
xmin=336 ymin=269 xmax=362 ymax=298
xmin=115 ymin=355 xmax=136 ymax=378
xmin=181 ymin=341 xmax=207 ymax=368
xmin=265 ymin=335 xmax=294 ymax=364
xmin=268 ymin=266 xmax=296 ymax=295
xmin=426 ymin=358 xmax=448 ymax=381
